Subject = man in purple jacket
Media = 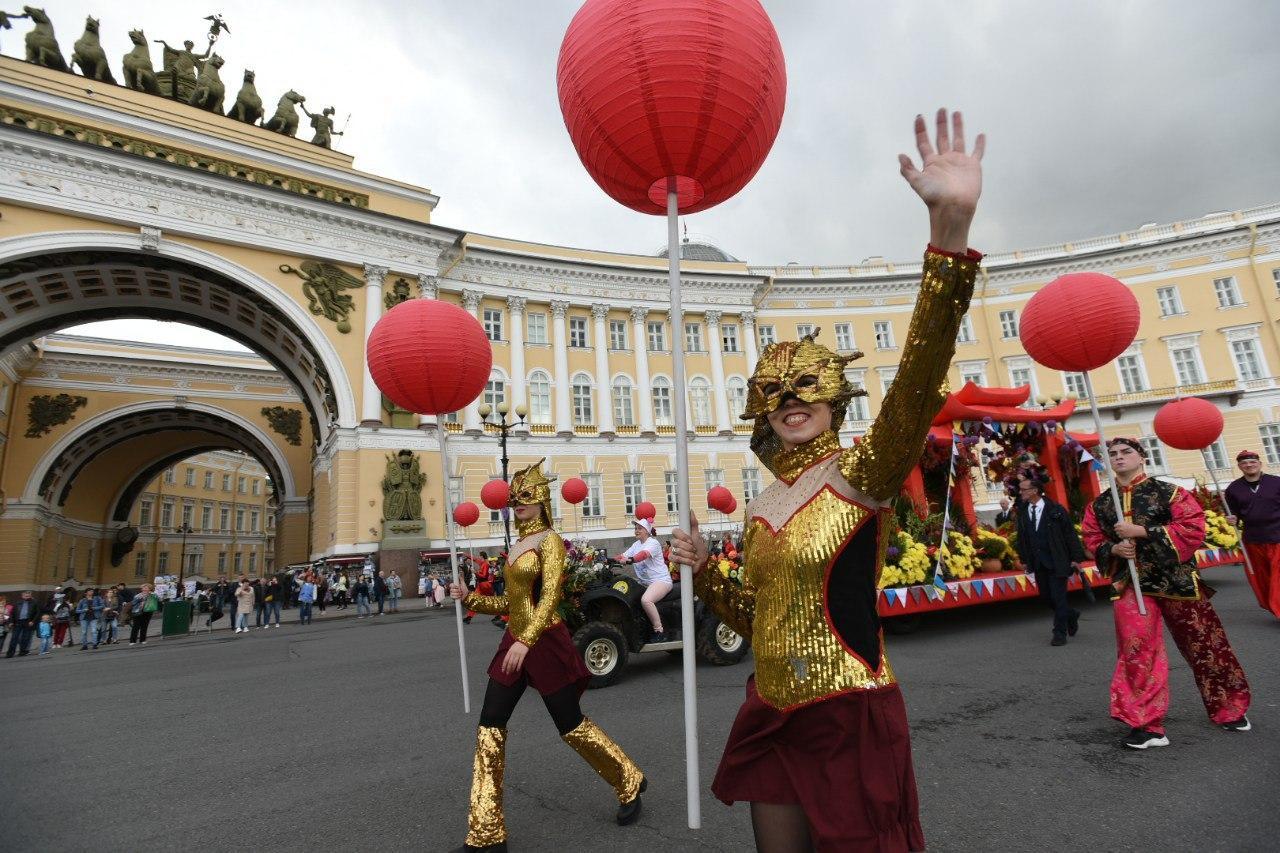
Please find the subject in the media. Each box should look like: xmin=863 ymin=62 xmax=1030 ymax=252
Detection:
xmin=1225 ymin=449 xmax=1280 ymax=618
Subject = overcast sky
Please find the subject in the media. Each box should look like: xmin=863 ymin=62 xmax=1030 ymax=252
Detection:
xmin=15 ymin=0 xmax=1280 ymax=347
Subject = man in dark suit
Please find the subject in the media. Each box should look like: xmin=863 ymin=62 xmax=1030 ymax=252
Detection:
xmin=994 ymin=497 xmax=1014 ymax=526
xmin=1014 ymin=470 xmax=1087 ymax=645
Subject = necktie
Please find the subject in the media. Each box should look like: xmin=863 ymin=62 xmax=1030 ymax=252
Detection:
xmin=1031 ymin=504 xmax=1039 ymax=529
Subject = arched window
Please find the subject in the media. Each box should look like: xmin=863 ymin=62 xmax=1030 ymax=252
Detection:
xmin=726 ymin=376 xmax=747 ymax=421
xmin=651 ymin=376 xmax=673 ymax=426
xmin=611 ymin=376 xmax=635 ymax=427
xmin=483 ymin=370 xmax=506 ymax=410
xmin=528 ymin=371 xmax=552 ymax=424
xmin=689 ymin=377 xmax=712 ymax=427
xmin=571 ymin=373 xmax=594 ymax=425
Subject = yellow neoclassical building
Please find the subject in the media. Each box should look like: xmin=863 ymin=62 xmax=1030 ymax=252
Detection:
xmin=1 ymin=51 xmax=1278 ymax=593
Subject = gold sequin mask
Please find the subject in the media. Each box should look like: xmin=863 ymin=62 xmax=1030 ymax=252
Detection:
xmin=508 ymin=458 xmax=556 ymax=525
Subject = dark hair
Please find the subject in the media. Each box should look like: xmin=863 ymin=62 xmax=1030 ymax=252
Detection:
xmin=1106 ymin=437 xmax=1148 ymax=459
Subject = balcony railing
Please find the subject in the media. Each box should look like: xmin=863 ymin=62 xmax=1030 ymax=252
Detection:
xmin=581 ymin=515 xmax=606 ymax=530
xmin=1093 ymin=378 xmax=1236 ymax=407
xmin=528 ymin=423 xmax=555 ymax=435
xmin=573 ymin=424 xmax=597 ymax=435
xmin=444 ymin=421 xmax=463 ymax=433
xmin=656 ymin=424 xmax=676 ymax=435
xmin=615 ymin=424 xmax=640 ymax=436
xmin=733 ymin=424 xmax=753 ymax=434
xmin=694 ymin=424 xmax=717 ymax=435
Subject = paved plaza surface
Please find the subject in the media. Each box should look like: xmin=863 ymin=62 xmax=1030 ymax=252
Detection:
xmin=2 ymin=569 xmax=1277 ymax=852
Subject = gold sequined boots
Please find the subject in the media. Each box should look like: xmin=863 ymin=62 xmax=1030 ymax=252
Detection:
xmin=463 ymin=726 xmax=508 ymax=852
xmin=561 ymin=717 xmax=647 ymax=825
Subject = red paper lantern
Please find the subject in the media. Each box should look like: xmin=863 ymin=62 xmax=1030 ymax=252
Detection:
xmin=452 ymin=502 xmax=480 ymax=528
xmin=367 ymin=299 xmax=492 ymax=415
xmin=562 ymin=477 xmax=589 ymax=505
xmin=1019 ymin=272 xmax=1140 ymax=372
xmin=480 ymin=479 xmax=511 ymax=511
xmin=557 ymin=0 xmax=787 ymax=215
xmin=723 ymin=495 xmax=738 ymax=515
xmin=1154 ymin=397 xmax=1224 ymax=451
xmin=707 ymin=485 xmax=733 ymax=512
xmin=635 ymin=501 xmax=657 ymax=521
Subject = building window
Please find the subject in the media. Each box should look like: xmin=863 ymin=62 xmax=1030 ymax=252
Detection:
xmin=664 ymin=470 xmax=678 ymax=513
xmin=622 ymin=472 xmax=643 ymax=515
xmin=582 ymin=474 xmax=603 ymax=517
xmin=201 ymin=505 xmax=212 ymax=531
xmin=835 ymin=323 xmax=855 ymax=351
xmin=1117 ymin=354 xmax=1146 ymax=393
xmin=742 ymin=468 xmax=761 ymax=502
xmin=758 ymin=325 xmax=776 ymax=348
xmin=1260 ymin=424 xmax=1280 ymax=465
xmin=1063 ymin=372 xmax=1088 ymax=399
xmin=689 ymin=378 xmax=712 ymax=427
xmin=1273 ymin=268 xmax=1280 ymax=298
xmin=846 ymin=375 xmax=869 ymax=421
xmin=721 ymin=323 xmax=739 ymax=353
xmin=1171 ymin=346 xmax=1204 ymax=385
xmin=160 ymin=501 xmax=174 ymax=528
xmin=482 ymin=307 xmax=504 ymax=341
xmin=1205 ymin=439 xmax=1228 ymax=470
xmin=139 ymin=500 xmax=153 ymax=528
xmin=248 ymin=552 xmax=257 ymax=573
xmin=164 ymin=468 xmax=175 ymax=485
xmin=999 ymin=310 xmax=1019 ymax=339
xmin=704 ymin=468 xmax=725 ymax=491
xmin=611 ymin=377 xmax=635 ymax=426
xmin=184 ymin=467 xmax=195 ymax=487
xmin=483 ymin=378 xmax=506 ymax=410
xmin=217 ymin=551 xmax=227 ymax=572
xmin=1157 ymin=286 xmax=1184 ymax=316
xmin=684 ymin=322 xmax=704 ymax=352
xmin=878 ymin=367 xmax=898 ymax=395
xmin=527 ymin=311 xmax=548 ymax=345
xmin=220 ymin=507 xmax=230 ymax=531
xmin=1008 ymin=360 xmax=1037 ymax=404
xmin=528 ymin=371 xmax=552 ymax=424
xmin=571 ymin=375 xmax=594 ymax=425
xmin=1139 ymin=437 xmax=1167 ymax=473
xmin=956 ymin=315 xmax=974 ymax=344
xmin=609 ymin=320 xmax=628 ymax=350
xmin=647 ymin=321 xmax=666 ymax=351
xmin=252 ymin=480 xmax=261 ymax=496
xmin=187 ymin=552 xmax=201 ymax=573
xmin=234 ymin=552 xmax=242 ymax=573
xmin=134 ymin=551 xmax=147 ymax=578
xmin=961 ymin=367 xmax=986 ymax=387
xmin=251 ymin=510 xmax=260 ymax=532
xmin=238 ymin=476 xmax=247 ymax=494
xmin=1214 ymin=276 xmax=1243 ymax=308
xmin=235 ymin=509 xmax=245 ymax=531
xmin=203 ymin=470 xmax=213 ymax=489
xmin=570 ymin=313 xmax=588 ymax=348
xmin=1231 ymin=338 xmax=1264 ymax=381
xmin=181 ymin=503 xmax=194 ymax=527
xmin=157 ymin=552 xmax=169 ymax=572
xmin=222 ymin=474 xmax=231 ymax=491
xmin=795 ymin=323 xmax=815 ymax=339
xmin=727 ymin=377 xmax=747 ymax=420
xmin=873 ymin=321 xmax=894 ymax=349
xmin=652 ymin=377 xmax=673 ymax=426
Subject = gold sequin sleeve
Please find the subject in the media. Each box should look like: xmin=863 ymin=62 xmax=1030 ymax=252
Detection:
xmin=461 ymin=590 xmax=509 ymax=616
xmin=839 ymin=247 xmax=981 ymax=501
xmin=693 ymin=526 xmax=757 ymax=641
xmin=511 ymin=532 xmax=568 ymax=647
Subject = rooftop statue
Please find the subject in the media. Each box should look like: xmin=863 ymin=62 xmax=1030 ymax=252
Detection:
xmin=1 ymin=9 xmax=28 ymax=53
xmin=226 ymin=69 xmax=263 ymax=124
xmin=22 ymin=5 xmax=67 ymax=72
xmin=301 ymin=104 xmax=343 ymax=149
xmin=264 ymin=89 xmax=305 ymax=137
xmin=71 ymin=15 xmax=114 ymax=84
xmin=121 ymin=29 xmax=160 ymax=95
xmin=153 ymin=36 xmax=211 ymax=100
xmin=189 ymin=52 xmax=225 ymax=112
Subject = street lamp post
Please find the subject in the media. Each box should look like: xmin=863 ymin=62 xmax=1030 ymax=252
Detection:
xmin=477 ymin=400 xmax=528 ymax=552
xmin=175 ymin=523 xmax=194 ymax=594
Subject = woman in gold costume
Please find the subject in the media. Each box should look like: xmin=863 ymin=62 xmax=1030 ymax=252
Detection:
xmin=671 ymin=109 xmax=985 ymax=852
xmin=449 ymin=459 xmax=645 ymax=853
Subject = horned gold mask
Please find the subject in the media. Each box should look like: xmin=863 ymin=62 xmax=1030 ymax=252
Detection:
xmin=508 ymin=458 xmax=556 ymax=525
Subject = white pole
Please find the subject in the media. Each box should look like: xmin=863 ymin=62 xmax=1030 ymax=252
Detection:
xmin=1081 ymin=372 xmax=1146 ymax=615
xmin=439 ymin=426 xmax=472 ymax=713
xmin=1200 ymin=450 xmax=1255 ymax=577
xmin=931 ymin=432 xmax=960 ymax=581
xmin=668 ymin=184 xmax=701 ymax=830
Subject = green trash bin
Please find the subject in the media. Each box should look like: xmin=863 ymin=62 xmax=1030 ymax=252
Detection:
xmin=161 ymin=599 xmax=193 ymax=636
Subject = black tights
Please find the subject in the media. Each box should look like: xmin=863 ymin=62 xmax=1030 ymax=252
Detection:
xmin=478 ymin=676 xmax=584 ymax=736
xmin=751 ymin=803 xmax=814 ymax=853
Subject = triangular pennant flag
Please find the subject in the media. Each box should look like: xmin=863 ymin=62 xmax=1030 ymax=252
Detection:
xmin=1080 ymin=447 xmax=1093 ymax=463
xmin=969 ymin=580 xmax=982 ymax=598
xmin=946 ymin=582 xmax=960 ymax=595
xmin=883 ymin=588 xmax=897 ymax=606
xmin=983 ymin=578 xmax=996 ymax=596
xmin=910 ymin=587 xmax=923 ymax=604
xmin=1015 ymin=575 xmax=1028 ymax=590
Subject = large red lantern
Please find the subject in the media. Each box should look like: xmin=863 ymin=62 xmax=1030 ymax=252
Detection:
xmin=367 ymin=299 xmax=492 ymax=415
xmin=707 ymin=485 xmax=733 ymax=513
xmin=723 ymin=495 xmax=738 ymax=515
xmin=480 ymin=479 xmax=511 ymax=511
xmin=557 ymin=0 xmax=787 ymax=214
xmin=1154 ymin=397 xmax=1224 ymax=450
xmin=634 ymin=501 xmax=657 ymax=521
xmin=452 ymin=502 xmax=480 ymax=528
xmin=1019 ymin=272 xmax=1140 ymax=372
xmin=562 ymin=477 xmax=589 ymax=505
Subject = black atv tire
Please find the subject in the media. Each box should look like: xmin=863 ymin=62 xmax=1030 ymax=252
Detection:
xmin=695 ymin=616 xmax=749 ymax=666
xmin=573 ymin=621 xmax=629 ymax=688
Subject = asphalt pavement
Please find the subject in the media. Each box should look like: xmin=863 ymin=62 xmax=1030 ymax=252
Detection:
xmin=1 ymin=568 xmax=1276 ymax=852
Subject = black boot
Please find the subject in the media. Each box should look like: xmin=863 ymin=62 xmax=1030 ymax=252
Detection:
xmin=617 ymin=777 xmax=648 ymax=826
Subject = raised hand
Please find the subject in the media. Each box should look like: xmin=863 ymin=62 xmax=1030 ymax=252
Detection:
xmin=898 ymin=109 xmax=985 ymax=253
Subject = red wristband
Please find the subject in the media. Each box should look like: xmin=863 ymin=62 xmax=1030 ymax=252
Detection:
xmin=926 ymin=244 xmax=984 ymax=262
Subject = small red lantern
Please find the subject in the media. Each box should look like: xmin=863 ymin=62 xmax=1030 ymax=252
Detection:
xmin=1154 ymin=397 xmax=1224 ymax=450
xmin=1019 ymin=272 xmax=1140 ymax=372
xmin=723 ymin=495 xmax=738 ymax=515
xmin=707 ymin=485 xmax=733 ymax=513
xmin=562 ymin=477 xmax=589 ymax=505
xmin=367 ymin=299 xmax=492 ymax=415
xmin=635 ymin=501 xmax=657 ymax=521
xmin=452 ymin=502 xmax=480 ymax=528
xmin=480 ymin=479 xmax=511 ymax=511
xmin=557 ymin=0 xmax=787 ymax=215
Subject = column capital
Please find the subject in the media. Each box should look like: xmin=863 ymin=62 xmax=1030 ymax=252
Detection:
xmin=417 ymin=273 xmax=439 ymax=300
xmin=550 ymin=300 xmax=570 ymax=319
xmin=461 ymin=289 xmax=483 ymax=312
xmin=506 ymin=295 xmax=527 ymax=314
xmin=629 ymin=305 xmax=649 ymax=324
xmin=591 ymin=303 xmax=611 ymax=321
xmin=705 ymin=309 xmax=723 ymax=326
xmin=363 ymin=264 xmax=389 ymax=287
xmin=741 ymin=311 xmax=756 ymax=327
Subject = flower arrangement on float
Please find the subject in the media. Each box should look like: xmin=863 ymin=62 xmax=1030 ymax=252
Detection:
xmin=937 ymin=530 xmax=980 ymax=580
xmin=879 ymin=529 xmax=931 ymax=589
xmin=1187 ymin=480 xmax=1241 ymax=550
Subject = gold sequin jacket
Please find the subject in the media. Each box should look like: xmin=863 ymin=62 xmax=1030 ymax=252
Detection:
xmin=695 ymin=247 xmax=981 ymax=710
xmin=463 ymin=524 xmax=568 ymax=647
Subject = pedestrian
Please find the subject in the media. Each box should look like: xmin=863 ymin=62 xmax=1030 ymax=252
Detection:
xmin=37 ymin=613 xmax=54 ymax=655
xmin=51 ymin=593 xmax=73 ymax=648
xmin=432 ymin=574 xmax=446 ymax=608
xmin=333 ymin=573 xmax=349 ymax=609
xmin=263 ymin=577 xmax=282 ymax=628
xmin=352 ymin=575 xmax=371 ymax=618
xmin=464 ymin=558 xmax=490 ymax=624
xmin=1224 ymin=449 xmax=1280 ymax=618
xmin=298 ymin=573 xmax=317 ymax=624
xmin=76 ymin=588 xmax=105 ymax=650
xmin=252 ymin=578 xmax=266 ymax=628
xmin=418 ymin=573 xmax=429 ymax=605
xmin=317 ymin=574 xmax=329 ymax=614
xmin=5 ymin=591 xmax=40 ymax=657
xmin=1082 ymin=437 xmax=1252 ymax=749
xmin=129 ymin=585 xmax=159 ymax=645
xmin=101 ymin=589 xmax=121 ymax=645
xmin=388 ymin=572 xmax=402 ymax=612
xmin=234 ymin=579 xmax=255 ymax=633
xmin=373 ymin=570 xmax=388 ymax=616
xmin=1013 ymin=465 xmax=1087 ymax=646
xmin=0 ymin=595 xmax=8 ymax=649
xmin=994 ymin=496 xmax=1014 ymax=526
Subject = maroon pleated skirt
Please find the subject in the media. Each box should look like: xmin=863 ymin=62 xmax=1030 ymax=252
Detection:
xmin=712 ymin=676 xmax=925 ymax=853
xmin=487 ymin=621 xmax=590 ymax=696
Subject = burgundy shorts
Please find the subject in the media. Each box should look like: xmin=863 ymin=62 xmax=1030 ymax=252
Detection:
xmin=487 ymin=621 xmax=590 ymax=696
xmin=712 ymin=676 xmax=925 ymax=853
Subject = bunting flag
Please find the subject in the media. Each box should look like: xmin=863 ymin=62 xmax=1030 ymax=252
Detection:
xmin=983 ymin=578 xmax=996 ymax=596
xmin=1015 ymin=574 xmax=1028 ymax=590
xmin=883 ymin=588 xmax=897 ymax=607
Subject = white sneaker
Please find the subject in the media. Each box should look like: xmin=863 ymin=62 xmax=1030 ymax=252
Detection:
xmin=235 ymin=627 xmax=243 ymax=633
xmin=129 ymin=642 xmax=135 ymax=646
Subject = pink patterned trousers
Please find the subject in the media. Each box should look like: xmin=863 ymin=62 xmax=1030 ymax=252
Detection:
xmin=1110 ymin=586 xmax=1251 ymax=734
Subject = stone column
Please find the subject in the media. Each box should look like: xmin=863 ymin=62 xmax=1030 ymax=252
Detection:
xmin=630 ymin=306 xmax=655 ymax=433
xmin=706 ymin=310 xmax=732 ymax=433
xmin=361 ymin=264 xmax=389 ymax=426
xmin=507 ymin=296 xmax=528 ymax=428
xmin=550 ymin=300 xmax=572 ymax=434
xmin=462 ymin=290 xmax=484 ymax=432
xmin=591 ymin=304 xmax=615 ymax=433
xmin=417 ymin=274 xmax=439 ymax=427
xmin=742 ymin=311 xmax=759 ymax=370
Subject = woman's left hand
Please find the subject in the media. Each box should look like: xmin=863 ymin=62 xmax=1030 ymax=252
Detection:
xmin=501 ymin=641 xmax=529 ymax=676
xmin=1114 ymin=521 xmax=1147 ymax=539
xmin=899 ymin=109 xmax=985 ymax=253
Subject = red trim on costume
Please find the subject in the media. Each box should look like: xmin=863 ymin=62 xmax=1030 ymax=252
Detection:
xmin=748 ymin=481 xmax=872 ymax=537
xmin=926 ymin=244 xmax=984 ymax=262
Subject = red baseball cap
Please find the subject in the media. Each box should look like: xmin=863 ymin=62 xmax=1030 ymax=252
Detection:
xmin=1236 ymin=449 xmax=1261 ymax=462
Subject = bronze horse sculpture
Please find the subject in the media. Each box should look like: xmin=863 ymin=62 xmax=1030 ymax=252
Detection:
xmin=189 ymin=53 xmax=226 ymax=112
xmin=226 ymin=69 xmax=263 ymax=125
xmin=71 ymin=15 xmax=115 ymax=84
xmin=121 ymin=29 xmax=160 ymax=94
xmin=264 ymin=90 xmax=305 ymax=137
xmin=22 ymin=5 xmax=68 ymax=71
